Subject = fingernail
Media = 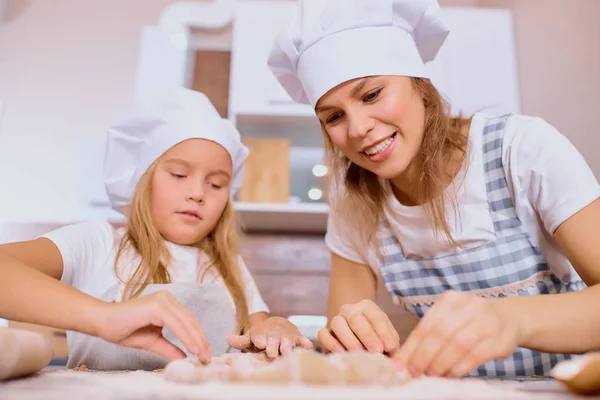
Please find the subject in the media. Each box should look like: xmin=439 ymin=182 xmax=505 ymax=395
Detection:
xmin=551 ymin=360 xmax=583 ymax=380
xmin=385 ymin=337 xmax=396 ymax=350
xmin=370 ymin=342 xmax=383 ymax=353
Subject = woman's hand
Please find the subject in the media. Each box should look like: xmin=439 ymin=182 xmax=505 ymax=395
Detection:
xmin=393 ymin=290 xmax=525 ymax=378
xmin=92 ymin=290 xmax=212 ymax=363
xmin=318 ymin=299 xmax=400 ymax=356
xmin=227 ymin=316 xmax=313 ymax=358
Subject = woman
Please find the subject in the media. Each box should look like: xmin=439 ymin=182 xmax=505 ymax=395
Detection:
xmin=267 ymin=0 xmax=600 ymax=378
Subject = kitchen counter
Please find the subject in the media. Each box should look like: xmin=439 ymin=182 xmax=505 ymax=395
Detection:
xmin=0 ymin=368 xmax=596 ymax=400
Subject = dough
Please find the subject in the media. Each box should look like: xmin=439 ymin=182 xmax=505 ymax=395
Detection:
xmin=0 ymin=326 xmax=54 ymax=381
xmin=163 ymin=350 xmax=411 ymax=386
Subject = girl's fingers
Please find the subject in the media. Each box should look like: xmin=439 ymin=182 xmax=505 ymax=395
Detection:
xmin=160 ymin=293 xmax=212 ymax=361
xmin=297 ymin=336 xmax=314 ymax=349
xmin=266 ymin=332 xmax=281 ymax=358
xmin=141 ymin=295 xmax=200 ymax=359
xmin=227 ymin=334 xmax=251 ymax=350
xmin=250 ymin=330 xmax=267 ymax=350
xmin=280 ymin=335 xmax=295 ymax=355
xmin=146 ymin=333 xmax=187 ymax=361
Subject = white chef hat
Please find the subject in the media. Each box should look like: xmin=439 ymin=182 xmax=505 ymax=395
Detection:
xmin=267 ymin=0 xmax=450 ymax=107
xmin=103 ymin=88 xmax=248 ymax=214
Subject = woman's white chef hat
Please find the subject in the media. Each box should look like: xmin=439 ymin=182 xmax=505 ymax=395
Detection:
xmin=267 ymin=0 xmax=450 ymax=107
xmin=103 ymin=88 xmax=248 ymax=214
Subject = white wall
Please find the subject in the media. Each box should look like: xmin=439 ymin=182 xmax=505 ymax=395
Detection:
xmin=510 ymin=0 xmax=600 ymax=177
xmin=440 ymin=0 xmax=600 ymax=177
xmin=0 ymin=0 xmax=178 ymax=223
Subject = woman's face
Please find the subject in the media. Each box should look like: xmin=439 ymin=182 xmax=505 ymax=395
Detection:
xmin=315 ymin=76 xmax=425 ymax=180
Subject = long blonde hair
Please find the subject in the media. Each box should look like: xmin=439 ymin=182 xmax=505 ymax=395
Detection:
xmin=114 ymin=161 xmax=251 ymax=335
xmin=325 ymin=77 xmax=472 ymax=256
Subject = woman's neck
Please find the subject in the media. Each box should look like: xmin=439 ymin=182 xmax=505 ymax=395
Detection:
xmin=390 ymin=124 xmax=470 ymax=207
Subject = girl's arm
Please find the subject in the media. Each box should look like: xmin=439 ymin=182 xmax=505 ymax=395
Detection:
xmin=0 ymin=238 xmax=64 ymax=280
xmin=249 ymin=312 xmax=268 ymax=326
xmin=0 ymin=241 xmax=101 ymax=332
xmin=0 ymin=240 xmax=212 ymax=362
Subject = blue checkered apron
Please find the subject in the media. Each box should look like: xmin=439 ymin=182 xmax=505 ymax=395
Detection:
xmin=378 ymin=115 xmax=585 ymax=377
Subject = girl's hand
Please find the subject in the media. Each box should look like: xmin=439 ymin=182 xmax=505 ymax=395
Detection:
xmin=317 ymin=299 xmax=400 ymax=356
xmin=92 ymin=291 xmax=212 ymax=363
xmin=393 ymin=290 xmax=525 ymax=378
xmin=227 ymin=316 xmax=314 ymax=358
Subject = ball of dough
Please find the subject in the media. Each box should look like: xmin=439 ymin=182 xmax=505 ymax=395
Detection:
xmin=163 ymin=350 xmax=408 ymax=387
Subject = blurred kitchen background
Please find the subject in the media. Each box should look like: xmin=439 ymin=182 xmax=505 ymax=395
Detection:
xmin=0 ymin=0 xmax=599 ymax=363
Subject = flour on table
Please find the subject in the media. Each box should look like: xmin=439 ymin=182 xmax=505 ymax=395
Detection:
xmin=163 ymin=350 xmax=411 ymax=386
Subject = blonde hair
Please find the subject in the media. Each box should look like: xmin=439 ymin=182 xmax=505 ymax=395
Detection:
xmin=325 ymin=77 xmax=471 ymax=256
xmin=114 ymin=161 xmax=251 ymax=335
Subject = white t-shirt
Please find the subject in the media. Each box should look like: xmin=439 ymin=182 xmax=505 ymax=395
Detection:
xmin=41 ymin=220 xmax=269 ymax=314
xmin=325 ymin=113 xmax=599 ymax=283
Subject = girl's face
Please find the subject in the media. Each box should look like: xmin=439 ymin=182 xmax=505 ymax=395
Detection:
xmin=315 ymin=76 xmax=425 ymax=180
xmin=151 ymin=139 xmax=232 ymax=245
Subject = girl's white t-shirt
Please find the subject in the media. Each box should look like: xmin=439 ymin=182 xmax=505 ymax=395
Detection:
xmin=325 ymin=113 xmax=599 ymax=283
xmin=41 ymin=220 xmax=269 ymax=314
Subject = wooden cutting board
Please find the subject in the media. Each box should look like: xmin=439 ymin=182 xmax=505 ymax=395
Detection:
xmin=238 ymin=138 xmax=290 ymax=204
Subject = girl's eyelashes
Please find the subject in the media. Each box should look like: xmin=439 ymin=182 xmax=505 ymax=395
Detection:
xmin=326 ymin=111 xmax=344 ymax=125
xmin=170 ymin=173 xmax=186 ymax=179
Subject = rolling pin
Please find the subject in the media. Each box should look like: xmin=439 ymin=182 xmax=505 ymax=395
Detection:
xmin=550 ymin=353 xmax=600 ymax=395
xmin=0 ymin=326 xmax=54 ymax=380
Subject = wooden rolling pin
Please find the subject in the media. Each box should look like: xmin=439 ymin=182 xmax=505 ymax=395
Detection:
xmin=551 ymin=353 xmax=600 ymax=395
xmin=0 ymin=326 xmax=54 ymax=380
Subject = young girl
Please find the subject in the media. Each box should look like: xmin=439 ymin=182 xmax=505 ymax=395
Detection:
xmin=0 ymin=88 xmax=311 ymax=370
xmin=267 ymin=0 xmax=600 ymax=378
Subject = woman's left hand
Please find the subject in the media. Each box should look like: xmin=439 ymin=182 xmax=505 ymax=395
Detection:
xmin=227 ymin=316 xmax=314 ymax=358
xmin=392 ymin=290 xmax=527 ymax=378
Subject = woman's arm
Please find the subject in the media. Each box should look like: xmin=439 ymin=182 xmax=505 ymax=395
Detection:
xmin=506 ymin=197 xmax=600 ymax=353
xmin=327 ymin=252 xmax=377 ymax=322
xmin=318 ymin=252 xmax=400 ymax=354
xmin=393 ymin=199 xmax=600 ymax=378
